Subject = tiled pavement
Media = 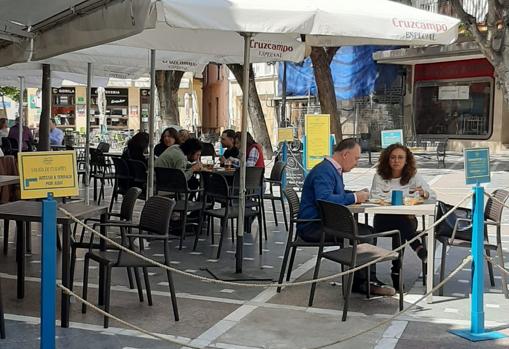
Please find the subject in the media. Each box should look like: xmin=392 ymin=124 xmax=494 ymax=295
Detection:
xmin=1 ymin=152 xmax=509 ymax=348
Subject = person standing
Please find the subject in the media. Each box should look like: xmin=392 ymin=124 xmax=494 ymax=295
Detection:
xmin=0 ymin=118 xmax=9 ymax=138
xmin=297 ymin=138 xmax=395 ymax=296
xmin=49 ymin=118 xmax=64 ymax=146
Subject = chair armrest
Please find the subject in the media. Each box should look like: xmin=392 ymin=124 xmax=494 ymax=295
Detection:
xmin=485 ymin=220 xmax=499 ymax=227
xmin=359 ymin=230 xmax=401 ymax=246
xmin=108 ymin=212 xmax=122 ymax=218
xmin=294 ymin=218 xmax=321 ymax=224
xmin=91 ymin=221 xmax=136 ymax=230
xmin=125 ymin=233 xmax=170 ymax=240
xmin=450 ymin=217 xmax=472 ymax=242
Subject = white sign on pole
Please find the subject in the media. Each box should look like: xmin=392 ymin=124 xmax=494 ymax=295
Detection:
xmin=438 ymin=85 xmax=470 ymax=100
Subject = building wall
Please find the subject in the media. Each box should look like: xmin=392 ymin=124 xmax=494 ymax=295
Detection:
xmin=201 ymin=64 xmax=228 ymax=133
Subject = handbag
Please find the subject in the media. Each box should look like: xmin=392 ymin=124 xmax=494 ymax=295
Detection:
xmin=435 ymin=201 xmax=472 ymax=238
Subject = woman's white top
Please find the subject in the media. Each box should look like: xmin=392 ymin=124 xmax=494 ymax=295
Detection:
xmin=370 ymin=173 xmax=436 ymax=200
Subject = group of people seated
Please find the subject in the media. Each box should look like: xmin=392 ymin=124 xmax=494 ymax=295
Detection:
xmin=298 ymin=138 xmax=435 ymax=296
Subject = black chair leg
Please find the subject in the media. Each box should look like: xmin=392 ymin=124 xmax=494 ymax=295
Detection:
xmin=342 ymin=268 xmax=355 ymax=321
xmin=70 ymin=246 xmax=77 ymax=291
xmin=277 ymin=241 xmax=293 ymax=293
xmin=164 ymin=244 xmax=179 ymax=321
xmin=133 ymin=267 xmax=144 ymax=302
xmin=216 ymin=218 xmax=228 ymax=259
xmin=3 ymin=220 xmax=9 ymax=255
xmin=308 ymin=252 xmax=323 ymax=307
xmin=280 ymin=197 xmax=288 ymax=232
xmin=178 ymin=212 xmax=185 ymax=250
xmin=126 ymin=267 xmax=135 ymax=289
xmin=399 ymin=259 xmax=404 ymax=311
xmin=103 ymin=266 xmax=112 ymax=328
xmin=271 ymin=198 xmax=278 ymax=226
xmin=0 ymin=279 xmax=5 ymax=339
xmin=142 ymin=267 xmax=153 ymax=306
xmin=25 ymin=222 xmax=31 ymax=254
xmin=286 ymin=246 xmax=298 ymax=281
xmin=258 ymin=214 xmax=263 ymax=255
xmin=486 ymin=248 xmax=496 ymax=287
xmin=81 ymin=255 xmax=90 ymax=314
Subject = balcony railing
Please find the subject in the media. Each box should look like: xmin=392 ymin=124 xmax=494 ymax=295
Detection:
xmin=409 ymin=0 xmax=488 ymax=23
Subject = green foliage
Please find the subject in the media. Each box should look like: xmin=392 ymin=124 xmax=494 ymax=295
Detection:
xmin=0 ymin=86 xmax=20 ymax=101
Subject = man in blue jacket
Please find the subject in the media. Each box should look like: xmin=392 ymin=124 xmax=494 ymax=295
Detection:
xmin=297 ymin=138 xmax=395 ymax=296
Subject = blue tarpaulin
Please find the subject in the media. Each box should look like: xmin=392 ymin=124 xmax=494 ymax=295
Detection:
xmin=279 ymin=46 xmax=400 ymax=101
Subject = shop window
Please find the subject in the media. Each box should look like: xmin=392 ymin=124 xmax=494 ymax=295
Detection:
xmin=414 ymin=78 xmax=493 ymax=139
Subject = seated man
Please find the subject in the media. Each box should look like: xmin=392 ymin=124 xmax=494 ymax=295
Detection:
xmin=49 ymin=119 xmax=64 ymax=146
xmin=155 ymin=138 xmax=203 ymax=183
xmin=297 ymin=138 xmax=395 ymax=296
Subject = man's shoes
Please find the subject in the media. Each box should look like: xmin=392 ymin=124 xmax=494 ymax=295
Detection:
xmin=352 ymin=281 xmax=396 ymax=297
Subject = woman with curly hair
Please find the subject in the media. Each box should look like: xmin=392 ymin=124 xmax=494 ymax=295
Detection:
xmin=370 ymin=143 xmax=435 ymax=290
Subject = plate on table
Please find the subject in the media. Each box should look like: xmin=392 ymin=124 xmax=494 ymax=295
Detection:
xmin=367 ymin=198 xmax=391 ymax=206
xmin=405 ymin=197 xmax=425 ymax=206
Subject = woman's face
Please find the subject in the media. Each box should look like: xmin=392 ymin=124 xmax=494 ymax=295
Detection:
xmin=234 ymin=137 xmax=240 ymax=149
xmin=389 ymin=148 xmax=407 ymax=173
xmin=163 ymin=132 xmax=175 ymax=146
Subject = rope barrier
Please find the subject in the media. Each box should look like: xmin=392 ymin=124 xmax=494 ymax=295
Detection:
xmin=308 ymin=256 xmax=472 ymax=349
xmin=57 ymin=256 xmax=472 ymax=349
xmin=485 ymin=255 xmax=509 ymax=276
xmin=58 ymin=192 xmax=472 ymax=289
xmin=57 ymin=283 xmax=204 ymax=349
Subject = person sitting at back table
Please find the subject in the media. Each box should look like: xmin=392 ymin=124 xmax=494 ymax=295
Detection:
xmin=231 ymin=131 xmax=264 ymax=168
xmin=122 ymin=131 xmax=149 ymax=164
xmin=155 ymin=138 xmax=203 ymax=181
xmin=297 ymin=138 xmax=395 ymax=297
xmin=370 ymin=143 xmax=435 ymax=291
xmin=219 ymin=129 xmax=239 ymax=165
xmin=0 ymin=118 xmax=9 ymax=138
xmin=49 ymin=118 xmax=64 ymax=146
xmin=178 ymin=129 xmax=191 ymax=144
xmin=154 ymin=127 xmax=179 ymax=157
xmin=8 ymin=117 xmax=34 ymax=151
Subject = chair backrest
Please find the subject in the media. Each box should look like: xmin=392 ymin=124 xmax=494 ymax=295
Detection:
xmin=284 ymin=187 xmax=300 ymax=221
xmin=139 ymin=196 xmax=175 ymax=235
xmin=269 ymin=161 xmax=286 ymax=182
xmin=90 ymin=148 xmax=107 ymax=167
xmin=317 ymin=200 xmax=358 ymax=241
xmin=127 ymin=159 xmax=147 ymax=184
xmin=485 ymin=189 xmax=509 ymax=222
xmin=97 ymin=142 xmax=110 ymax=153
xmin=119 ymin=187 xmax=142 ymax=221
xmin=233 ymin=167 xmax=264 ymax=193
xmin=155 ymin=167 xmax=189 ymax=194
xmin=200 ymin=142 xmax=216 ymax=159
xmin=112 ymin=157 xmax=130 ymax=180
xmin=202 ymin=172 xmax=230 ymax=201
xmin=1 ymin=137 xmax=13 ymax=155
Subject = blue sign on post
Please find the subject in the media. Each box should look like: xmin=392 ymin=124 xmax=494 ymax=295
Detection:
xmin=464 ymin=148 xmax=490 ymax=185
xmin=451 ymin=147 xmax=506 ymax=342
xmin=380 ymin=129 xmax=403 ymax=149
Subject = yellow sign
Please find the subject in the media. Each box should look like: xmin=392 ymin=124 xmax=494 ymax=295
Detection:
xmin=18 ymin=151 xmax=79 ymax=199
xmin=305 ymin=114 xmax=330 ymax=170
xmin=278 ymin=128 xmax=294 ymax=143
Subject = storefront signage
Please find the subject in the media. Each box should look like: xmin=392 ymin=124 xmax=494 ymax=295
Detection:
xmin=91 ymin=88 xmax=128 ymax=96
xmin=464 ymin=148 xmax=490 ymax=185
xmin=305 ymin=114 xmax=330 ymax=170
xmin=278 ymin=128 xmax=294 ymax=143
xmin=438 ymin=85 xmax=469 ymax=100
xmin=381 ymin=129 xmax=403 ymax=148
xmin=107 ymin=97 xmax=128 ymax=106
xmin=18 ymin=151 xmax=79 ymax=199
xmin=52 ymin=88 xmax=75 ymax=95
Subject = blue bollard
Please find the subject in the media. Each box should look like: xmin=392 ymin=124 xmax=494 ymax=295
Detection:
xmin=450 ymin=184 xmax=506 ymax=341
xmin=41 ymin=193 xmax=57 ymax=349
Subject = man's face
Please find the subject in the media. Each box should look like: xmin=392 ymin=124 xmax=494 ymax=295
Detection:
xmin=338 ymin=144 xmax=361 ymax=173
xmin=188 ymin=150 xmax=201 ymax=162
xmin=221 ymin=133 xmax=233 ymax=148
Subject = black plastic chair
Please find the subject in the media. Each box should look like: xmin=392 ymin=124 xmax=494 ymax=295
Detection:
xmin=90 ymin=148 xmax=114 ymax=203
xmin=97 ymin=142 xmax=111 ymax=153
xmin=70 ymin=187 xmax=142 ymax=291
xmin=436 ymin=140 xmax=447 ymax=168
xmin=263 ymin=161 xmax=288 ymax=231
xmin=200 ymin=142 xmax=216 ymax=162
xmin=309 ymin=200 xmax=403 ymax=321
xmin=276 ymin=188 xmax=337 ymax=293
xmin=435 ymin=189 xmax=509 ymax=298
xmin=109 ymin=157 xmax=133 ymax=212
xmin=127 ymin=159 xmax=147 ymax=198
xmin=155 ymin=167 xmax=203 ymax=250
xmin=0 ymin=137 xmax=13 ymax=156
xmin=201 ymin=172 xmax=261 ymax=258
xmin=81 ymin=196 xmax=179 ymax=328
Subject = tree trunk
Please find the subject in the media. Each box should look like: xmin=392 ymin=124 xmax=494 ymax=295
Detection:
xmin=0 ymin=94 xmax=5 ymax=117
xmin=310 ymin=47 xmax=342 ymax=141
xmin=155 ymin=70 xmax=185 ymax=126
xmin=227 ymin=64 xmax=273 ymax=158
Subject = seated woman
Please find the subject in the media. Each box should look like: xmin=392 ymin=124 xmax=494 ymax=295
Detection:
xmin=231 ymin=131 xmax=264 ymax=168
xmin=122 ymin=131 xmax=149 ymax=164
xmin=154 ymin=127 xmax=179 ymax=157
xmin=370 ymin=143 xmax=435 ymax=290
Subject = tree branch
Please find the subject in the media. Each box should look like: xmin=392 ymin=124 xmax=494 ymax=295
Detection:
xmin=326 ymin=47 xmax=340 ymax=65
xmin=450 ymin=0 xmax=489 ymax=49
